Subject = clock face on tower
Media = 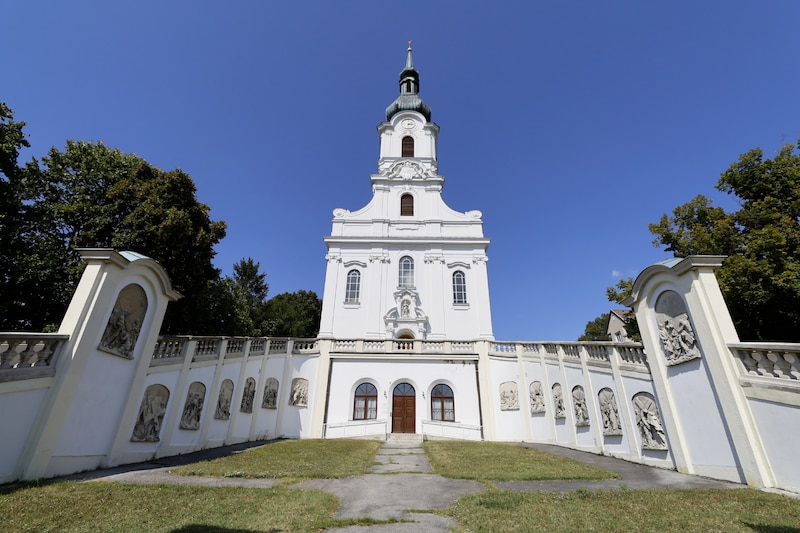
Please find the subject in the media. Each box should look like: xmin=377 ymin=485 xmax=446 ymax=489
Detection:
xmin=401 ymin=119 xmax=415 ymax=130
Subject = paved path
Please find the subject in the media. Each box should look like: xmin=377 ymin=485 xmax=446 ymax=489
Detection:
xmin=63 ymin=437 xmax=746 ymax=532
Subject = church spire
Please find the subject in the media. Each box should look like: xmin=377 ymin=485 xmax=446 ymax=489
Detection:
xmin=385 ymin=41 xmax=432 ymax=121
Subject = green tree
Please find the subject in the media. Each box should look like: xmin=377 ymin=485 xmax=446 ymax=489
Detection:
xmin=265 ymin=290 xmax=322 ymax=338
xmin=648 ymin=140 xmax=800 ymax=341
xmin=9 ymin=139 xmax=227 ymax=333
xmin=233 ymin=257 xmax=269 ymax=334
xmin=0 ymin=103 xmax=33 ymax=328
xmin=578 ymin=313 xmax=610 ymax=341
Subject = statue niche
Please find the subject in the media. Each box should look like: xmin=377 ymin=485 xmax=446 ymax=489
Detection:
xmin=655 ymin=290 xmax=701 ymax=366
xmin=179 ymin=382 xmax=206 ymax=430
xmin=99 ymin=284 xmax=147 ymax=360
xmin=499 ymin=381 xmax=519 ymax=411
xmin=529 ymin=381 xmax=545 ymax=414
xmin=131 ymin=384 xmax=169 ymax=442
xmin=215 ymin=379 xmax=234 ymax=420
xmin=552 ymin=383 xmax=566 ymax=419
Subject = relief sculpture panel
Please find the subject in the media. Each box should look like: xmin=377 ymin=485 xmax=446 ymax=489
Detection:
xmin=131 ymin=384 xmax=169 ymax=442
xmin=655 ymin=290 xmax=701 ymax=366
xmin=262 ymin=377 xmax=279 ymax=409
xmin=633 ymin=392 xmax=668 ymax=450
xmin=215 ymin=379 xmax=234 ymax=420
xmin=552 ymin=383 xmax=565 ymax=418
xmin=180 ymin=382 xmax=206 ymax=430
xmin=289 ymin=378 xmax=309 ymax=407
xmin=99 ymin=284 xmax=147 ymax=360
xmin=572 ymin=386 xmax=590 ymax=426
xmin=240 ymin=377 xmax=256 ymax=413
xmin=499 ymin=381 xmax=519 ymax=411
xmin=598 ymin=388 xmax=622 ymax=436
xmin=529 ymin=381 xmax=545 ymax=414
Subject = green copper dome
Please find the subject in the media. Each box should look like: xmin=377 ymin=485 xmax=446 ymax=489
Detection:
xmin=385 ymin=43 xmax=432 ymax=121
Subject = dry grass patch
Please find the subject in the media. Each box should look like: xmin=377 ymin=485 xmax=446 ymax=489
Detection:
xmin=424 ymin=441 xmax=618 ymax=481
xmin=172 ymin=438 xmax=383 ymax=479
xmin=445 ymin=487 xmax=800 ymax=532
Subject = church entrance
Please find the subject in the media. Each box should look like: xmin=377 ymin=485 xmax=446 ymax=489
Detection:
xmin=392 ymin=383 xmax=416 ymax=433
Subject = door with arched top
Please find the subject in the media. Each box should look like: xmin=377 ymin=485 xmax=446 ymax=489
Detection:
xmin=392 ymin=383 xmax=416 ymax=433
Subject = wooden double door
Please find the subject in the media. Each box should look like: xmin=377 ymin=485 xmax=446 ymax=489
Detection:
xmin=391 ymin=383 xmax=416 ymax=433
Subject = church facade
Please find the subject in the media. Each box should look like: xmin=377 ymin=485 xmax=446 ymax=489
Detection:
xmin=317 ymin=45 xmax=493 ymax=439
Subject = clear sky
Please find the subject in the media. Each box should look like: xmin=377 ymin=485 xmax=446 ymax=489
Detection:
xmin=4 ymin=1 xmax=800 ymax=341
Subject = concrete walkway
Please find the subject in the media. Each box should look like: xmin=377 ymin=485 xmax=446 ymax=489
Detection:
xmin=62 ymin=437 xmax=746 ymax=532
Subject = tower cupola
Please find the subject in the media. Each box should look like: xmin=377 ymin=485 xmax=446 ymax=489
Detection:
xmin=385 ymin=41 xmax=432 ymax=122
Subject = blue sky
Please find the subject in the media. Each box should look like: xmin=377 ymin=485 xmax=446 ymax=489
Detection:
xmin=4 ymin=2 xmax=800 ymax=341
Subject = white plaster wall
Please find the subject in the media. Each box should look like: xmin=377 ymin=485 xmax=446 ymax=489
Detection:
xmin=278 ymin=356 xmax=319 ymax=438
xmin=488 ymin=358 xmax=525 ymax=441
xmin=0 ymin=384 xmax=50 ymax=482
xmin=746 ymin=397 xmax=800 ymax=491
xmin=619 ymin=374 xmax=675 ymax=467
xmin=230 ymin=359 xmax=262 ymax=441
xmin=169 ymin=365 xmax=216 ymax=448
xmin=587 ymin=370 xmax=630 ymax=455
xmin=206 ymin=364 xmax=242 ymax=445
xmin=522 ymin=360 xmax=554 ymax=442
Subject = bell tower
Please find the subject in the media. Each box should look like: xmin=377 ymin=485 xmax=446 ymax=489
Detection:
xmin=319 ymin=44 xmax=494 ymax=341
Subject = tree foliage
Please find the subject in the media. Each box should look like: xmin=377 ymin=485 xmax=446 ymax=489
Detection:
xmin=265 ymin=290 xmax=322 ymax=338
xmin=648 ymin=140 xmax=800 ymax=341
xmin=578 ymin=313 xmax=610 ymax=341
xmin=605 ymin=278 xmax=641 ymax=342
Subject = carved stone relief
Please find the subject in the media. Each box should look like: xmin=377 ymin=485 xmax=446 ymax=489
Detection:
xmin=131 ymin=384 xmax=169 ymax=442
xmin=598 ymin=388 xmax=622 ymax=436
xmin=262 ymin=377 xmax=279 ymax=409
xmin=215 ymin=379 xmax=234 ymax=420
xmin=633 ymin=392 xmax=668 ymax=451
xmin=99 ymin=284 xmax=147 ymax=360
xmin=572 ymin=386 xmax=590 ymax=426
xmin=655 ymin=290 xmax=701 ymax=366
xmin=529 ymin=381 xmax=545 ymax=414
xmin=240 ymin=377 xmax=256 ymax=413
xmin=289 ymin=378 xmax=309 ymax=407
xmin=552 ymin=383 xmax=565 ymax=418
xmin=499 ymin=381 xmax=519 ymax=411
xmin=179 ymin=382 xmax=206 ymax=430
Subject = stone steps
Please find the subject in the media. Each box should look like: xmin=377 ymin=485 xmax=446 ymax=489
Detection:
xmin=386 ymin=433 xmax=423 ymax=445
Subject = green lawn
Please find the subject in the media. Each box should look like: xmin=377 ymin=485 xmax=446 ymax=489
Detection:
xmin=424 ymin=440 xmax=619 ymax=481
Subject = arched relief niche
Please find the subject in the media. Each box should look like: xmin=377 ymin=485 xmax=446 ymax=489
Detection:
xmin=499 ymin=381 xmax=519 ymax=411
xmin=655 ymin=290 xmax=701 ymax=366
xmin=598 ymin=388 xmax=622 ymax=436
xmin=552 ymin=383 xmax=565 ymax=418
xmin=180 ymin=382 xmax=206 ymax=430
xmin=240 ymin=378 xmax=256 ymax=413
xmin=262 ymin=377 xmax=279 ymax=409
xmin=99 ymin=283 xmax=147 ymax=360
xmin=215 ymin=379 xmax=234 ymax=420
xmin=529 ymin=381 xmax=545 ymax=414
xmin=633 ymin=392 xmax=668 ymax=451
xmin=289 ymin=378 xmax=309 ymax=407
xmin=572 ymin=386 xmax=590 ymax=427
xmin=131 ymin=384 xmax=169 ymax=442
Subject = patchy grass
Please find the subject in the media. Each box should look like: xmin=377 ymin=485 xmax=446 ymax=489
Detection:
xmin=424 ymin=441 xmax=618 ymax=481
xmin=172 ymin=438 xmax=383 ymax=479
xmin=444 ymin=487 xmax=800 ymax=532
xmin=1 ymin=481 xmax=394 ymax=532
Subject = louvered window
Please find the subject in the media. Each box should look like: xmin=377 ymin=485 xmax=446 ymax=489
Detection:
xmin=401 ymin=194 xmax=414 ymax=216
xmin=402 ymin=136 xmax=414 ymax=157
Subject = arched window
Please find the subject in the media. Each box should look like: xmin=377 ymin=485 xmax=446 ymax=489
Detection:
xmin=353 ymin=382 xmax=378 ymax=420
xmin=431 ymin=384 xmax=454 ymax=421
xmin=398 ymin=256 xmax=414 ymax=288
xmin=452 ymin=271 xmax=467 ymax=304
xmin=345 ymin=270 xmax=361 ymax=303
xmin=400 ymin=194 xmax=414 ymax=216
xmin=402 ymin=136 xmax=414 ymax=157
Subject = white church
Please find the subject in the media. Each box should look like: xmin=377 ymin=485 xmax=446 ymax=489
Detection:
xmin=318 ymin=44 xmax=493 ymax=439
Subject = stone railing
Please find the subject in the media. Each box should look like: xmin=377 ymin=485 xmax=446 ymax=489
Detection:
xmin=488 ymin=340 xmax=645 ymax=372
xmin=330 ymin=339 xmax=477 ymax=355
xmin=149 ymin=336 xmax=320 ymax=366
xmin=0 ymin=333 xmax=69 ymax=381
xmin=729 ymin=343 xmax=800 ymax=383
